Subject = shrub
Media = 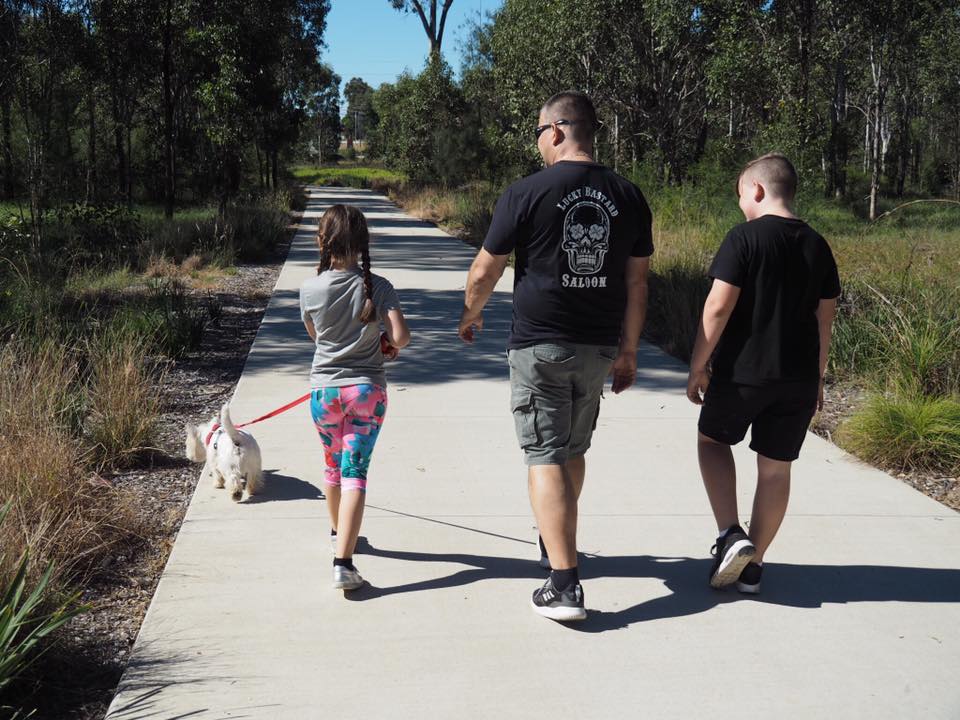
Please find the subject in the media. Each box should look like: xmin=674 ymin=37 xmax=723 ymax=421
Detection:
xmin=838 ymin=393 xmax=960 ymax=474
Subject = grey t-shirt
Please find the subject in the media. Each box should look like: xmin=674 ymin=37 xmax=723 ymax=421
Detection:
xmin=300 ymin=269 xmax=401 ymax=388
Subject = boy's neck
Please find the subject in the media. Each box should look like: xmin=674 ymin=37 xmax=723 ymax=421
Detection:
xmin=746 ymin=204 xmax=797 ymax=221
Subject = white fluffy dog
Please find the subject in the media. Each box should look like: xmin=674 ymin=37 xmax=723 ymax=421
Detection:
xmin=185 ymin=403 xmax=263 ymax=502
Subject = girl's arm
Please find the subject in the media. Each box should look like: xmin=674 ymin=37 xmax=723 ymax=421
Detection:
xmin=383 ymin=308 xmax=410 ymax=349
xmin=303 ymin=318 xmax=317 ymax=342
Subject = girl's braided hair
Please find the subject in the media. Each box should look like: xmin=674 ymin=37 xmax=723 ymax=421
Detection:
xmin=316 ymin=204 xmax=375 ymax=323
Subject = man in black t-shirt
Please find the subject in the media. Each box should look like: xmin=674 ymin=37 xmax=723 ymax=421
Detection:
xmin=458 ymin=91 xmax=653 ymax=622
xmin=686 ymin=153 xmax=841 ymax=595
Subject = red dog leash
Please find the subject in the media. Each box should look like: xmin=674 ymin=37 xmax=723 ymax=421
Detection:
xmin=205 ymin=391 xmax=312 ymax=446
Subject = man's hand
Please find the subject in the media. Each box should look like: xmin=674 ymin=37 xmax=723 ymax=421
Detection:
xmin=458 ymin=308 xmax=484 ymax=343
xmin=687 ymin=367 xmax=710 ymax=405
xmin=611 ymin=351 xmax=637 ymax=394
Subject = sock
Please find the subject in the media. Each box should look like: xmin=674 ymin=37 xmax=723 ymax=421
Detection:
xmin=333 ymin=557 xmax=355 ymax=571
xmin=550 ymin=566 xmax=579 ymax=592
xmin=538 ymin=534 xmax=547 ymax=557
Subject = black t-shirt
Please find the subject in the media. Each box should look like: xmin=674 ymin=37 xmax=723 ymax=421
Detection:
xmin=708 ymin=214 xmax=842 ymax=385
xmin=483 ymin=161 xmax=654 ymax=349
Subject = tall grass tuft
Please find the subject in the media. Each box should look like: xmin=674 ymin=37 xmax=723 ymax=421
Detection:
xmin=838 ymin=394 xmax=960 ymax=474
xmin=0 ymin=341 xmax=141 ymax=590
xmin=84 ymin=326 xmax=163 ymax=470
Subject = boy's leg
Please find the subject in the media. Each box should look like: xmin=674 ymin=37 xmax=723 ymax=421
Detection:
xmin=749 ymin=454 xmax=792 ymax=563
xmin=698 ymin=432 xmax=739 ymax=531
xmin=746 ymin=379 xmax=817 ymax=564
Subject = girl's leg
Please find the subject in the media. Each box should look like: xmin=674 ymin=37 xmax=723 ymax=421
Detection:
xmin=336 ymin=385 xmax=388 ymax=559
xmin=311 ymin=388 xmax=344 ymax=532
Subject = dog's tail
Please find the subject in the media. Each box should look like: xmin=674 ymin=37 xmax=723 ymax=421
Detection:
xmin=220 ymin=403 xmax=244 ymax=445
xmin=184 ymin=424 xmax=206 ymax=463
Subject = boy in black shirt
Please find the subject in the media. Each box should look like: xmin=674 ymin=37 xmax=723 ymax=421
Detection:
xmin=686 ymin=153 xmax=840 ymax=594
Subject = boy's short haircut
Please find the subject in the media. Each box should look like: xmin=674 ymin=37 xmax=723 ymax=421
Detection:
xmin=738 ymin=153 xmax=798 ymax=202
xmin=541 ymin=90 xmax=598 ymax=144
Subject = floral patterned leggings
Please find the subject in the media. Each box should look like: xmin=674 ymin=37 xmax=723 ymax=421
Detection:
xmin=310 ymin=384 xmax=387 ymax=492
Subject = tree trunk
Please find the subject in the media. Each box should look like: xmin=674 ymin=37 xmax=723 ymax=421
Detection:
xmin=125 ymin=123 xmax=133 ymax=206
xmin=162 ymin=0 xmax=175 ymax=219
xmin=271 ymin=149 xmax=278 ymax=191
xmin=256 ymin=141 xmax=264 ymax=189
xmin=85 ymin=87 xmax=96 ymax=203
xmin=826 ymin=54 xmax=847 ymax=198
xmin=111 ymin=95 xmax=126 ymax=202
xmin=1 ymin=93 xmax=14 ymax=199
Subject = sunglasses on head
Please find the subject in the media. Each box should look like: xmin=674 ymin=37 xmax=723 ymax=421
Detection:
xmin=534 ymin=119 xmax=573 ymax=140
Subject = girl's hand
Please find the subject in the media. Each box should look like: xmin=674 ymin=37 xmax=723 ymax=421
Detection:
xmin=381 ymin=333 xmax=399 ymax=361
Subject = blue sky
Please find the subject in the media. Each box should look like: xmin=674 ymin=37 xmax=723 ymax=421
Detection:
xmin=322 ymin=0 xmax=503 ymax=104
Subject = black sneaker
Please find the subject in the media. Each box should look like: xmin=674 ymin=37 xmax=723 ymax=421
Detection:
xmin=530 ymin=576 xmax=586 ymax=622
xmin=709 ymin=524 xmax=756 ymax=589
xmin=736 ymin=562 xmax=763 ymax=594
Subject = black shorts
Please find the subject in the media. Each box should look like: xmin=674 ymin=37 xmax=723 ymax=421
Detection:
xmin=698 ymin=379 xmax=819 ymax=462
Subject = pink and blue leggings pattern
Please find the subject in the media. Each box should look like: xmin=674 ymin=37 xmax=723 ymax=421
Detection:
xmin=310 ymin=384 xmax=387 ymax=492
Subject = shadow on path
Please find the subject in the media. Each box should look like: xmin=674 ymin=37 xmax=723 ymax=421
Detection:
xmin=345 ymin=510 xmax=960 ymax=632
xmin=243 ymin=469 xmax=324 ymax=504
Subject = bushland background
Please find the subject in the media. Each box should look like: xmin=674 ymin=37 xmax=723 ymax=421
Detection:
xmin=0 ymin=0 xmax=958 ymax=716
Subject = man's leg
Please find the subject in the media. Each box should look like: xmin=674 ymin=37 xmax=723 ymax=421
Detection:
xmin=566 ymin=455 xmax=586 ymax=500
xmin=749 ymin=454 xmax=791 ymax=563
xmin=698 ymin=431 xmax=739 ymax=531
xmin=529 ymin=463 xmax=577 ymax=570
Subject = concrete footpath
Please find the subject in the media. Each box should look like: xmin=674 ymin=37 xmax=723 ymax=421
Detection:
xmin=107 ymin=187 xmax=960 ymax=719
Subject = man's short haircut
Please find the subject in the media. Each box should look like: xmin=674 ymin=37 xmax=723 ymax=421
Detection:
xmin=541 ymin=90 xmax=598 ymax=144
xmin=738 ymin=153 xmax=798 ymax=201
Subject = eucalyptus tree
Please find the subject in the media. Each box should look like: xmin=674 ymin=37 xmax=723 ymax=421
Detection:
xmin=389 ymin=0 xmax=454 ymax=57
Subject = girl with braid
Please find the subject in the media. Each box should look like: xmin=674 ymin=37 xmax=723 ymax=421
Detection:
xmin=300 ymin=204 xmax=410 ymax=591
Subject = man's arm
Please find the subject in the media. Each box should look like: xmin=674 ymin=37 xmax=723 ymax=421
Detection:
xmin=815 ymin=296 xmax=838 ymax=410
xmin=303 ymin=318 xmax=316 ymax=342
xmin=686 ymin=279 xmax=741 ymax=404
xmin=611 ymin=256 xmax=650 ymax=394
xmin=459 ymin=248 xmax=509 ymax=343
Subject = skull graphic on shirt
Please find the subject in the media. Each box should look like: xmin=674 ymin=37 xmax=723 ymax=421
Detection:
xmin=561 ymin=200 xmax=611 ymax=275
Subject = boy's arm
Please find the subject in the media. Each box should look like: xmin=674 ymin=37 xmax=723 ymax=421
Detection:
xmin=303 ymin=318 xmax=316 ymax=342
xmin=815 ymin=296 xmax=838 ymax=410
xmin=686 ymin=279 xmax=741 ymax=405
xmin=611 ymin=256 xmax=650 ymax=394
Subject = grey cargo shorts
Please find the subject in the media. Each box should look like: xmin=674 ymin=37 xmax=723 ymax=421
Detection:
xmin=507 ymin=342 xmax=618 ymax=466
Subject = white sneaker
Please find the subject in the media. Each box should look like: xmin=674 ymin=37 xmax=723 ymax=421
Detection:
xmin=330 ymin=532 xmax=337 ymax=555
xmin=332 ymin=565 xmax=363 ymax=590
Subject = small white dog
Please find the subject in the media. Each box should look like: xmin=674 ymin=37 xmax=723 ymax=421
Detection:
xmin=185 ymin=403 xmax=263 ymax=502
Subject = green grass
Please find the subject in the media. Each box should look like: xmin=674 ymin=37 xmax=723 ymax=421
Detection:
xmin=291 ymin=164 xmax=407 ymax=189
xmin=64 ymin=266 xmax=140 ymax=296
xmin=0 ymin=200 xmax=215 ymax=224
